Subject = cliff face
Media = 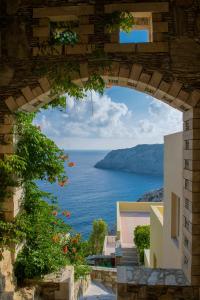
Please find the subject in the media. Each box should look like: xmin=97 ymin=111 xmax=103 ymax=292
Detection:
xmin=137 ymin=188 xmax=163 ymax=202
xmin=95 ymin=144 xmax=164 ymax=176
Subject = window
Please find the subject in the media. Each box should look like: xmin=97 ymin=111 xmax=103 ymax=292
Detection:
xmin=120 ymin=29 xmax=149 ymax=43
xmin=171 ymin=193 xmax=180 ymax=241
xmin=119 ymin=12 xmax=152 ymax=43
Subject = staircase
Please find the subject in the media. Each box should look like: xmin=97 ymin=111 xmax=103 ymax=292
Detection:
xmin=118 ymin=247 xmax=139 ymax=266
xmin=80 ymin=281 xmax=116 ymax=300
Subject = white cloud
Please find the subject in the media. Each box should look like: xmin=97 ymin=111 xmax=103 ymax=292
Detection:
xmin=34 ymin=91 xmax=183 ymax=150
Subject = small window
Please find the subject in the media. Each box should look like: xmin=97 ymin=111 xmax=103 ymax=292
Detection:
xmin=120 ymin=29 xmax=149 ymax=43
xmin=171 ymin=193 xmax=180 ymax=241
xmin=119 ymin=12 xmax=152 ymax=43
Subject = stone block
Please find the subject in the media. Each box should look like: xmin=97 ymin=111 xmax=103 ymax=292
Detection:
xmin=110 ymin=33 xmax=119 ymax=43
xmin=137 ymin=73 xmax=151 ymax=91
xmin=4 ymin=114 xmax=15 ymax=125
xmin=0 ymin=125 xmax=13 ymax=134
xmin=80 ymin=62 xmax=88 ymax=80
xmin=137 ymin=42 xmax=168 ymax=53
xmin=66 ymin=44 xmax=92 ymax=55
xmin=33 ymin=26 xmax=50 ymax=38
xmin=173 ymin=90 xmax=191 ymax=109
xmin=128 ymin=64 xmax=143 ymax=84
xmin=33 ymin=6 xmax=94 ymax=18
xmin=187 ymin=90 xmax=200 ymax=107
xmin=154 ymin=81 xmax=170 ymax=99
xmin=104 ymin=3 xmax=169 ymax=13
xmin=119 ymin=66 xmax=130 ymax=81
xmin=104 ymin=43 xmax=135 ymax=53
xmin=78 ymin=24 xmax=94 ymax=35
xmin=32 ymin=86 xmax=44 ymax=99
xmin=183 ymin=108 xmax=200 ymax=122
xmin=149 ymin=71 xmax=163 ymax=90
xmin=5 ymin=96 xmax=18 ymax=112
xmin=38 ymin=77 xmax=51 ymax=92
xmin=21 ymin=86 xmax=34 ymax=102
xmin=20 ymin=103 xmax=37 ymax=113
xmin=153 ymin=22 xmax=168 ymax=32
xmin=16 ymin=95 xmax=27 ymax=107
xmin=110 ymin=62 xmax=120 ymax=77
xmin=79 ymin=34 xmax=89 ymax=43
xmin=183 ymin=129 xmax=200 ymax=140
xmin=39 ymin=18 xmax=49 ymax=26
xmin=79 ymin=15 xmax=89 ymax=25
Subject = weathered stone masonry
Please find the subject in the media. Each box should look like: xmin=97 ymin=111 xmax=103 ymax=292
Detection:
xmin=0 ymin=0 xmax=200 ymax=297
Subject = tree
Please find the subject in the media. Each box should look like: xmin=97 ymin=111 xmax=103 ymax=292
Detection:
xmin=134 ymin=225 xmax=150 ymax=264
xmin=89 ymin=219 xmax=108 ymax=255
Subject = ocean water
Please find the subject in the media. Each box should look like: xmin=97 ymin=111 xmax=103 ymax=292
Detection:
xmin=38 ymin=150 xmax=163 ymax=239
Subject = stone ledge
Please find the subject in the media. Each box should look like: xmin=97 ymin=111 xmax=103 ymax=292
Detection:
xmin=117 ymin=266 xmax=189 ymax=286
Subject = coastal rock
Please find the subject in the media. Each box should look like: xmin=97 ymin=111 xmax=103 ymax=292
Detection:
xmin=137 ymin=188 xmax=163 ymax=202
xmin=95 ymin=144 xmax=163 ymax=176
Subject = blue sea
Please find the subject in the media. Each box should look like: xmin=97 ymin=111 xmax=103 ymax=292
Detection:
xmin=38 ymin=150 xmax=163 ymax=239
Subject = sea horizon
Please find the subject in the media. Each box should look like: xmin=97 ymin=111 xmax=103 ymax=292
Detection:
xmin=38 ymin=150 xmax=163 ymax=239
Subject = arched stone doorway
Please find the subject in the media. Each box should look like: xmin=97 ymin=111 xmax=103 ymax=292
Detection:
xmin=0 ymin=0 xmax=200 ymax=294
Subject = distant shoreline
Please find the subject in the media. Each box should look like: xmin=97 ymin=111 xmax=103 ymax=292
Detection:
xmin=137 ymin=188 xmax=163 ymax=202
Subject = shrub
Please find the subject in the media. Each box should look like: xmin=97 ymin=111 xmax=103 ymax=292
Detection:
xmin=88 ymin=219 xmax=108 ymax=255
xmin=134 ymin=225 xmax=150 ymax=264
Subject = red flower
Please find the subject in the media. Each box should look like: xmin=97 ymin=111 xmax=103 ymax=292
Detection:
xmin=63 ymin=245 xmax=68 ymax=254
xmin=52 ymin=211 xmax=58 ymax=216
xmin=68 ymin=162 xmax=75 ymax=167
xmin=58 ymin=177 xmax=68 ymax=187
xmin=62 ymin=210 xmax=71 ymax=218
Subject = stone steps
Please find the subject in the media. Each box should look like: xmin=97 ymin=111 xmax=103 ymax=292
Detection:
xmin=80 ymin=281 xmax=116 ymax=300
xmin=119 ymin=247 xmax=139 ymax=266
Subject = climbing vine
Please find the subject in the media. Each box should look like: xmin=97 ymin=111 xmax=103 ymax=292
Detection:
xmin=105 ymin=11 xmax=134 ymax=33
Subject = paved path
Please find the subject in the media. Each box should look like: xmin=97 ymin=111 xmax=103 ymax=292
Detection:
xmin=80 ymin=281 xmax=116 ymax=300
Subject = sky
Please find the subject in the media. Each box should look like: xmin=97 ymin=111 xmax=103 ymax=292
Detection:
xmin=34 ymin=87 xmax=183 ymax=150
xmin=34 ymin=30 xmax=183 ymax=150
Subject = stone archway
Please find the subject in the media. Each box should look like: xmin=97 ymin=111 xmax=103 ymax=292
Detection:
xmin=0 ymin=0 xmax=200 ymax=292
xmin=1 ymin=61 xmax=200 ymax=287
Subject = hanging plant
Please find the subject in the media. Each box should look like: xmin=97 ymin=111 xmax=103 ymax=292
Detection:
xmin=52 ymin=29 xmax=79 ymax=46
xmin=105 ymin=11 xmax=135 ymax=33
xmin=51 ymin=21 xmax=79 ymax=46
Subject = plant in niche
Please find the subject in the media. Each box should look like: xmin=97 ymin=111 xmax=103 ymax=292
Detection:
xmin=51 ymin=21 xmax=79 ymax=46
xmin=105 ymin=11 xmax=134 ymax=33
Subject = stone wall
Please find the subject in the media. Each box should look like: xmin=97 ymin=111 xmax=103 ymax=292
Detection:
xmin=117 ymin=266 xmax=200 ymax=300
xmin=74 ymin=275 xmax=90 ymax=300
xmin=24 ymin=266 xmax=74 ymax=300
xmin=0 ymin=250 xmax=15 ymax=300
xmin=91 ymin=266 xmax=117 ymax=293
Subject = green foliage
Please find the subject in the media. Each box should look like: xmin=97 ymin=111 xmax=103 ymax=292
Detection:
xmin=14 ymin=182 xmax=71 ymax=283
xmin=16 ymin=112 xmax=66 ymax=183
xmin=0 ymin=111 xmax=91 ymax=282
xmin=74 ymin=265 xmax=91 ymax=281
xmin=105 ymin=11 xmax=134 ymax=33
xmin=85 ymin=74 xmax=105 ymax=96
xmin=88 ymin=219 xmax=108 ymax=255
xmin=52 ymin=29 xmax=79 ymax=46
xmin=33 ymin=61 xmax=106 ymax=110
xmin=134 ymin=225 xmax=150 ymax=264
